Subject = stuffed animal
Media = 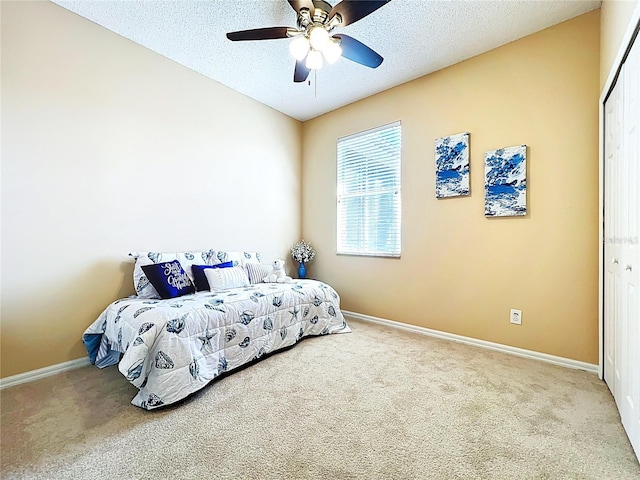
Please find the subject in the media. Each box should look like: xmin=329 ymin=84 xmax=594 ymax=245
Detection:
xmin=263 ymin=259 xmax=292 ymax=284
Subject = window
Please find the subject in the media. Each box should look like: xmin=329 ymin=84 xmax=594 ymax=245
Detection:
xmin=337 ymin=121 xmax=401 ymax=257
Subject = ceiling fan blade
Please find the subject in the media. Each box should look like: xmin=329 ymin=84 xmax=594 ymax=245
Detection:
xmin=328 ymin=0 xmax=391 ymax=27
xmin=294 ymin=59 xmax=311 ymax=83
xmin=226 ymin=27 xmax=291 ymax=41
xmin=334 ymin=34 xmax=383 ymax=68
xmin=288 ymin=0 xmax=315 ymax=16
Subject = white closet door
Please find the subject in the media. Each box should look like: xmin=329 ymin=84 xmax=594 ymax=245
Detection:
xmin=620 ymin=33 xmax=640 ymax=458
xmin=604 ymin=75 xmax=623 ymax=394
xmin=604 ymin=31 xmax=640 ymax=460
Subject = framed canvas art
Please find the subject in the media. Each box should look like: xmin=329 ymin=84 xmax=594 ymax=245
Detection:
xmin=484 ymin=145 xmax=527 ymax=217
xmin=435 ymin=132 xmax=470 ymax=198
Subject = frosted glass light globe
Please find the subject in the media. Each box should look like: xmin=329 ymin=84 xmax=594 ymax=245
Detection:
xmin=309 ymin=26 xmax=330 ymax=51
xmin=323 ymin=39 xmax=342 ymax=64
xmin=289 ymin=36 xmax=310 ymax=60
xmin=305 ymin=49 xmax=323 ymax=70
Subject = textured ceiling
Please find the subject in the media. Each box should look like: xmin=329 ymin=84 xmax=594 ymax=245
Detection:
xmin=52 ymin=0 xmax=601 ymax=121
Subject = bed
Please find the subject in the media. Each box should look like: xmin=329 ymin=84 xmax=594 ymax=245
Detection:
xmin=83 ymin=253 xmax=350 ymax=410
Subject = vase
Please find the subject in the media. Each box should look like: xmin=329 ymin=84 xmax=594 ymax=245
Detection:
xmin=298 ymin=262 xmax=307 ymax=279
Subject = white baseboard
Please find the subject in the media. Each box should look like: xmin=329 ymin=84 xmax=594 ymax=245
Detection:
xmin=343 ymin=310 xmax=599 ymax=374
xmin=0 ymin=357 xmax=91 ymax=390
xmin=1 ymin=313 xmax=597 ymax=389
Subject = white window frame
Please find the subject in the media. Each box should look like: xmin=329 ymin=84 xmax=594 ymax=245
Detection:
xmin=336 ymin=121 xmax=401 ymax=257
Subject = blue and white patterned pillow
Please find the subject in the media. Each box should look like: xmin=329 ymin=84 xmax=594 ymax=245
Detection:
xmin=213 ymin=251 xmax=262 ymax=267
xmin=240 ymin=251 xmax=262 ymax=265
xmin=141 ymin=260 xmax=195 ymax=299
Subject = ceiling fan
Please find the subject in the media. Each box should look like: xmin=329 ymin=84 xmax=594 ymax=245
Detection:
xmin=226 ymin=0 xmax=392 ymax=83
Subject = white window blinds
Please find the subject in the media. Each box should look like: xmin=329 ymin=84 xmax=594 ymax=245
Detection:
xmin=337 ymin=121 xmax=401 ymax=257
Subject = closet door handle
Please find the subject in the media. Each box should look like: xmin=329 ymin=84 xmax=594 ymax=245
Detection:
xmin=613 ymin=258 xmax=619 ymax=264
xmin=625 ymin=265 xmax=632 ymax=271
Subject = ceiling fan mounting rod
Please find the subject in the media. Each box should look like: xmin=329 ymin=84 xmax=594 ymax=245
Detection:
xmin=296 ymin=1 xmax=341 ymax=37
xmin=311 ymin=1 xmax=331 ymax=24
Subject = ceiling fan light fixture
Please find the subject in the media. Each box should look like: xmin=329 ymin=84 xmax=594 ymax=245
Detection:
xmin=226 ymin=0 xmax=390 ymax=83
xmin=309 ymin=26 xmax=330 ymax=51
xmin=306 ymin=49 xmax=323 ymax=70
xmin=289 ymin=35 xmax=310 ymax=60
xmin=323 ymin=39 xmax=342 ymax=64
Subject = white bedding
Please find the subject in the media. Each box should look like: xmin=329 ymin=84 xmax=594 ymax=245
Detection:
xmin=83 ymin=280 xmax=350 ymax=409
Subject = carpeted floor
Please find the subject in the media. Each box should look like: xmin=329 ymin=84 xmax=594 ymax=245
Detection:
xmin=1 ymin=318 xmax=639 ymax=479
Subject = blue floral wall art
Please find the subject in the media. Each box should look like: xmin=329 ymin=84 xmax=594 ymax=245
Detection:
xmin=435 ymin=132 xmax=470 ymax=198
xmin=484 ymin=145 xmax=527 ymax=217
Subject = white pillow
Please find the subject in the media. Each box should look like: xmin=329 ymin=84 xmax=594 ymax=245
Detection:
xmin=245 ymin=263 xmax=273 ymax=284
xmin=205 ymin=266 xmax=250 ymax=291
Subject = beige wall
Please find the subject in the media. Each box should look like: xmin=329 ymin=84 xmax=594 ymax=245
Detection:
xmin=600 ymin=0 xmax=640 ymax=89
xmin=0 ymin=4 xmax=607 ymax=378
xmin=1 ymin=1 xmax=302 ymax=377
xmin=302 ymin=11 xmax=601 ymax=363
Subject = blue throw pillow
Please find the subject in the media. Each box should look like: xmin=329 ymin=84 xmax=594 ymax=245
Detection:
xmin=141 ymin=260 xmax=195 ymax=299
xmin=191 ymin=261 xmax=234 ymax=291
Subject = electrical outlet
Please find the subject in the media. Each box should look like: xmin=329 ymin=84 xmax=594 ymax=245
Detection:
xmin=510 ymin=308 xmax=522 ymax=325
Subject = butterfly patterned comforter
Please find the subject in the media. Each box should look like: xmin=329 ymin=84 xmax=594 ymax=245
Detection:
xmin=83 ymin=280 xmax=350 ymax=409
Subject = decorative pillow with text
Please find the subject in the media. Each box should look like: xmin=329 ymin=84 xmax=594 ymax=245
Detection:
xmin=141 ymin=260 xmax=195 ymax=299
xmin=130 ymin=250 xmax=216 ymax=298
